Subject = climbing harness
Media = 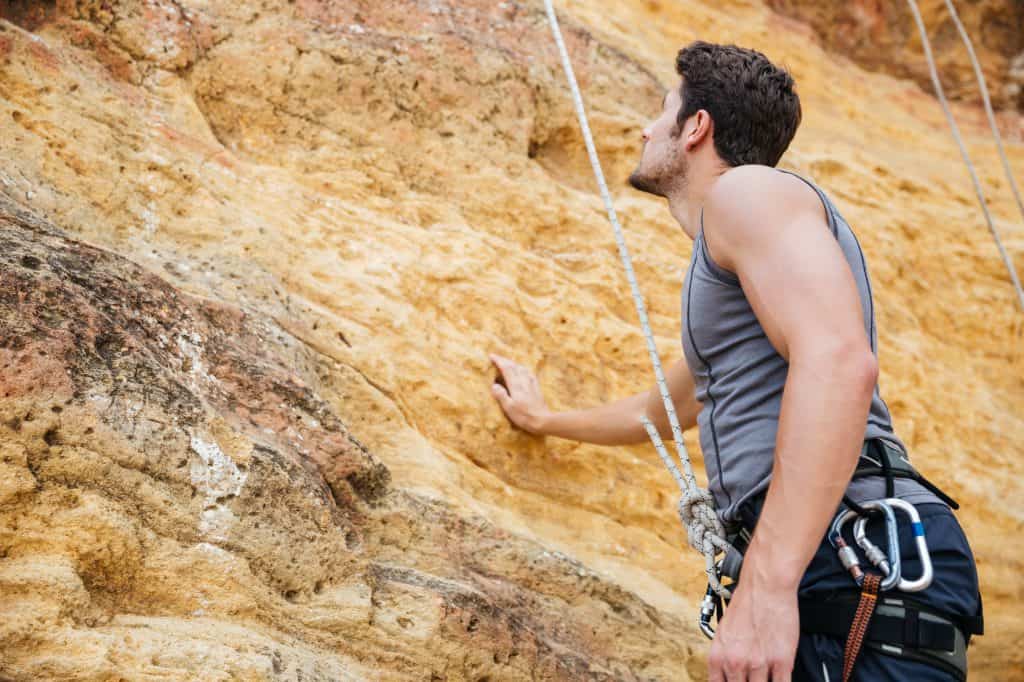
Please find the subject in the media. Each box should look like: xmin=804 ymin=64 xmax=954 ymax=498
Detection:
xmin=710 ymin=439 xmax=982 ymax=679
xmin=542 ymin=0 xmax=733 ymax=599
xmin=541 ymin=0 xmax=990 ymax=673
xmin=802 ymin=591 xmax=978 ymax=681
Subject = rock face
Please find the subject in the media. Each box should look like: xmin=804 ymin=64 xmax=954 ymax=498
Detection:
xmin=766 ymin=0 xmax=1024 ymax=112
xmin=0 ymin=198 xmax=698 ymax=678
xmin=0 ymin=0 xmax=1021 ymax=680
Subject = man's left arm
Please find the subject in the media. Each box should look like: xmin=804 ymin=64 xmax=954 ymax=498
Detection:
xmin=702 ymin=167 xmax=880 ymax=682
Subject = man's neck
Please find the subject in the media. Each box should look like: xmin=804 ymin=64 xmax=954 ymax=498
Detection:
xmin=666 ymin=160 xmax=731 ymax=241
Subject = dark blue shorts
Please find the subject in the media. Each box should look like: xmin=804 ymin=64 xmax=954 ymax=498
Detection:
xmin=793 ymin=502 xmax=982 ymax=681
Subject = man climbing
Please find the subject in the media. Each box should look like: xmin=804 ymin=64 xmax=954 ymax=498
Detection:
xmin=489 ymin=41 xmax=982 ymax=681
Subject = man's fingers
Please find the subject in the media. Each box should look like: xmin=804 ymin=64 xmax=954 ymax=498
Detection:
xmin=707 ymin=646 xmax=726 ymax=682
xmin=491 ymin=382 xmax=510 ymax=406
xmin=748 ymin=663 xmax=769 ymax=682
xmin=489 ymin=353 xmax=508 ymax=373
xmin=489 ymin=353 xmax=518 ymax=382
xmin=489 ymin=354 xmax=516 ymax=391
xmin=723 ymin=661 xmax=748 ymax=682
xmin=489 ymin=353 xmax=533 ymax=395
xmin=769 ymin=661 xmax=792 ymax=682
xmin=710 ymin=654 xmax=789 ymax=682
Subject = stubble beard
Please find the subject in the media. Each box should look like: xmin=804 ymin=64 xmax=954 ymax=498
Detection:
xmin=628 ymin=145 xmax=687 ymax=198
xmin=627 ymin=167 xmax=666 ymax=197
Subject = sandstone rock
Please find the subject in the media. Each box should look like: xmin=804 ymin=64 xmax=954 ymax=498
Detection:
xmin=766 ymin=0 xmax=1024 ymax=112
xmin=0 ymin=0 xmax=1022 ymax=679
xmin=0 ymin=199 xmax=702 ymax=679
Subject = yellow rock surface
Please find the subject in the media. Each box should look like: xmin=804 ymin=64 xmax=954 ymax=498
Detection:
xmin=0 ymin=0 xmax=1021 ymax=679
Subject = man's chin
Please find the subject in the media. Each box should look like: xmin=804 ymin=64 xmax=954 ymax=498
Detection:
xmin=627 ymin=171 xmax=665 ymax=198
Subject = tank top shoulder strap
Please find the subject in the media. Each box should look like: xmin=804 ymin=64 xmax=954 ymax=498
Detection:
xmin=775 ymin=168 xmax=839 ymax=239
xmin=696 ymin=169 xmax=841 ymax=284
xmin=697 ymin=206 xmax=741 ymax=286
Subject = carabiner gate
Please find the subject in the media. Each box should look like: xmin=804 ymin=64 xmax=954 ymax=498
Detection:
xmin=878 ymin=498 xmax=933 ymax=592
xmin=850 ymin=499 xmax=902 ymax=591
xmin=698 ymin=581 xmax=720 ymax=639
xmin=828 ymin=508 xmax=866 ymax=585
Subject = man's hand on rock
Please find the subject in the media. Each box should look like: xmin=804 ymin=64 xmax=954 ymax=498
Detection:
xmin=488 ymin=353 xmax=550 ymax=434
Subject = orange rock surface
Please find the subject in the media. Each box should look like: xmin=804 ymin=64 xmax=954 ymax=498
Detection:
xmin=0 ymin=0 xmax=1021 ymax=679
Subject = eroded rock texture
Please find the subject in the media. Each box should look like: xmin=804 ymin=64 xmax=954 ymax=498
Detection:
xmin=0 ymin=197 xmax=700 ymax=679
xmin=0 ymin=0 xmax=1022 ymax=680
xmin=766 ymin=0 xmax=1024 ymax=111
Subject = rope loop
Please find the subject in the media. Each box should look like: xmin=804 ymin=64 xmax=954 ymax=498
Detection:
xmin=677 ymin=488 xmax=726 ymax=553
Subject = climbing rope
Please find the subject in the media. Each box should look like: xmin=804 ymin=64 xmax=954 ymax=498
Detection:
xmin=541 ymin=0 xmax=732 ymax=598
xmin=939 ymin=0 xmax=1024 ymax=229
xmin=906 ymin=0 xmax=1024 ymax=312
xmin=541 ymin=0 xmax=1022 ymax=599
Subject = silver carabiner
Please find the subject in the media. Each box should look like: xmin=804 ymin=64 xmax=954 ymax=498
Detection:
xmin=853 ymin=498 xmax=933 ymax=592
xmin=698 ymin=558 xmax=727 ymax=640
xmin=887 ymin=498 xmax=933 ymax=592
xmin=698 ymin=582 xmax=719 ymax=639
xmin=828 ymin=508 xmax=866 ymax=585
xmin=850 ymin=500 xmax=902 ymax=591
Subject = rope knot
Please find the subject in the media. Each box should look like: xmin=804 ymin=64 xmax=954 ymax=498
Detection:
xmin=677 ymin=488 xmax=728 ymax=555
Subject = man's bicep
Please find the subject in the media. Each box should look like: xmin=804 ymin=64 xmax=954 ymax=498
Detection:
xmin=647 ymin=358 xmax=701 ymax=431
xmin=736 ymin=210 xmax=870 ymax=363
xmin=666 ymin=357 xmax=699 ymax=406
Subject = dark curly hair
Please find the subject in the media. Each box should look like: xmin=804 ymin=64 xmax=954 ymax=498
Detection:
xmin=675 ymin=41 xmax=801 ymax=167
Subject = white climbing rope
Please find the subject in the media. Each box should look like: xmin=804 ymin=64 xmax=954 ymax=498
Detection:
xmin=906 ymin=0 xmax=1024 ymax=312
xmin=540 ymin=0 xmax=1023 ymax=599
xmin=939 ymin=0 xmax=1024 ymax=229
xmin=541 ymin=0 xmax=732 ymax=598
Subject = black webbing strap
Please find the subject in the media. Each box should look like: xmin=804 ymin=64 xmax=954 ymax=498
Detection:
xmin=842 ymin=439 xmax=887 ymax=518
xmin=800 ymin=596 xmax=984 ymax=649
xmin=843 ymin=438 xmax=961 ymax=512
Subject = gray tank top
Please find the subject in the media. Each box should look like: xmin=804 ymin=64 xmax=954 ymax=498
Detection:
xmin=680 ymin=168 xmax=942 ymax=525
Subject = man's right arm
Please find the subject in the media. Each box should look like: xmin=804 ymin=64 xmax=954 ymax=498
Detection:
xmin=490 ymin=353 xmax=702 ymax=445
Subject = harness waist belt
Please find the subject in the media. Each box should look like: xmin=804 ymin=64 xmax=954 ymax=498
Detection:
xmin=799 ymin=593 xmax=980 ymax=681
xmin=799 ymin=596 xmax=982 ymax=648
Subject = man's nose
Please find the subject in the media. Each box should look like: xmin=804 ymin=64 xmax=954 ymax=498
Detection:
xmin=641 ymin=127 xmax=651 ymax=143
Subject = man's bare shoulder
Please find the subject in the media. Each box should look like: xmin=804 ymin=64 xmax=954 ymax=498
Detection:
xmin=706 ymin=164 xmax=823 ymax=223
xmin=702 ymin=165 xmax=829 ymax=271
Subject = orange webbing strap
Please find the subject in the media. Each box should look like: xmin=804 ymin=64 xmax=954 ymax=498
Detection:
xmin=842 ymin=573 xmax=882 ymax=682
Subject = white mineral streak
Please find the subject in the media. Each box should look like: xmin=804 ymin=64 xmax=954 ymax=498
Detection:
xmin=189 ymin=432 xmax=247 ymax=542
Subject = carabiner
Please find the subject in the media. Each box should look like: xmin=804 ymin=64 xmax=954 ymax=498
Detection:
xmin=850 ymin=499 xmax=902 ymax=591
xmin=698 ymin=581 xmax=720 ymax=639
xmin=828 ymin=508 xmax=866 ymax=586
xmin=887 ymin=498 xmax=933 ymax=592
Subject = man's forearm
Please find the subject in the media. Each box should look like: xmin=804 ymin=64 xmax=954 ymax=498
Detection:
xmin=740 ymin=348 xmax=879 ymax=590
xmin=534 ymin=391 xmax=651 ymax=445
xmin=535 ymin=385 xmax=699 ymax=446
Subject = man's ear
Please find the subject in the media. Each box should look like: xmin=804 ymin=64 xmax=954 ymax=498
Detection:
xmin=685 ymin=109 xmax=713 ymax=150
